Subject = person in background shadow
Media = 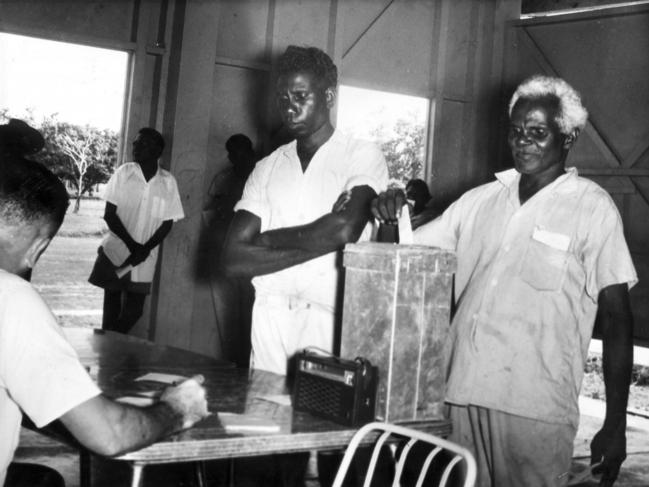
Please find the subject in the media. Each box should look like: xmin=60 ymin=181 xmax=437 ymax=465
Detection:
xmin=202 ymin=133 xmax=257 ymax=367
xmin=0 ymin=153 xmax=208 ymax=487
xmin=88 ymin=128 xmax=184 ymax=335
xmin=206 ymin=133 xmax=257 ymax=220
xmin=372 ymin=75 xmax=635 ymax=487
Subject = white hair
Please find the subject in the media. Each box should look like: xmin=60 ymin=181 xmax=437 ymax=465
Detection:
xmin=508 ymin=75 xmax=588 ymax=135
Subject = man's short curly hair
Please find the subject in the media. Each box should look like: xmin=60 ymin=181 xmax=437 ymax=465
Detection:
xmin=0 ymin=154 xmax=69 ymax=234
xmin=277 ymin=45 xmax=338 ymax=90
xmin=508 ymin=75 xmax=588 ymax=135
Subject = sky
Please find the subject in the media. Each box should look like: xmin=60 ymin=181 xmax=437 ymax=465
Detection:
xmin=0 ymin=32 xmax=128 ymax=131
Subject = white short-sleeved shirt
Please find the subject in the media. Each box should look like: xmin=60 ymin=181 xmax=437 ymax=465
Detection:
xmin=0 ymin=270 xmax=100 ymax=484
xmin=100 ymin=163 xmax=184 ymax=283
xmin=235 ymin=130 xmax=389 ymax=309
xmin=414 ymin=168 xmax=637 ymax=426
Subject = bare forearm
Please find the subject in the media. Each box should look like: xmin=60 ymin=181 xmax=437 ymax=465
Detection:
xmin=221 ymin=240 xmax=321 ymax=278
xmin=598 ymin=285 xmax=634 ymax=429
xmin=602 ymin=323 xmax=633 ymax=427
xmin=144 ymin=220 xmax=173 ymax=251
xmin=105 ymin=212 xmax=138 ymax=250
xmin=257 ymin=214 xmax=361 ymax=253
xmin=60 ymin=395 xmax=183 ymax=457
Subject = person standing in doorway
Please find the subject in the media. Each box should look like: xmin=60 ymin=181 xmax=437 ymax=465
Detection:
xmin=89 ymin=128 xmax=184 ymax=334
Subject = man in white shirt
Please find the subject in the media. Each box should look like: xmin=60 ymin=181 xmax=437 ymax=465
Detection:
xmin=222 ymin=45 xmax=388 ymax=377
xmin=220 ymin=45 xmax=388 ymax=487
xmin=89 ymin=128 xmax=184 ymax=334
xmin=371 ymin=75 xmax=635 ymax=487
xmin=0 ymin=153 xmax=208 ymax=487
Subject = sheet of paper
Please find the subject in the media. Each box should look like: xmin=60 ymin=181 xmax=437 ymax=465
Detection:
xmin=134 ymin=372 xmax=188 ymax=385
xmin=398 ymin=204 xmax=414 ymax=244
xmin=115 ymin=265 xmax=132 ymax=278
xmin=218 ymin=412 xmax=281 ymax=433
xmin=256 ymin=394 xmax=292 ymax=406
xmin=115 ymin=396 xmax=156 ymax=407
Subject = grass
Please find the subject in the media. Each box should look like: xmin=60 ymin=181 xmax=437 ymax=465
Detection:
xmin=31 ymin=198 xmax=106 ymax=328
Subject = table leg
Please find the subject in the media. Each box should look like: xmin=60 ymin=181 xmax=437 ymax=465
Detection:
xmin=79 ymin=451 xmax=91 ymax=487
xmin=194 ymin=461 xmax=206 ymax=487
xmin=130 ymin=463 xmax=144 ymax=487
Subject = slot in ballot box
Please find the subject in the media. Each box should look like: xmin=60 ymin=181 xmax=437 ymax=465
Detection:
xmin=340 ymin=242 xmax=456 ymax=422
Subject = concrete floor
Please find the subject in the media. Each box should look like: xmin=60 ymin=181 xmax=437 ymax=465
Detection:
xmin=13 ymin=399 xmax=649 ymax=487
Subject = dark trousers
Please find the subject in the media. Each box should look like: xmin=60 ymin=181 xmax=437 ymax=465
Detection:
xmin=102 ymin=289 xmax=147 ymax=334
xmin=5 ymin=463 xmax=65 ymax=487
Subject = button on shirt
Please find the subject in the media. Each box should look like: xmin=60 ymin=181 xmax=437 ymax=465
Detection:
xmin=234 ymin=130 xmax=389 ymax=310
xmin=100 ymin=163 xmax=184 ymax=283
xmin=414 ymin=168 xmax=637 ymax=426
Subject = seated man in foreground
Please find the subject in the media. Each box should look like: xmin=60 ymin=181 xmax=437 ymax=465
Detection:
xmin=371 ymin=75 xmax=636 ymax=486
xmin=0 ymin=154 xmax=209 ymax=486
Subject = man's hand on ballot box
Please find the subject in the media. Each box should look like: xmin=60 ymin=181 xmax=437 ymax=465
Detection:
xmin=371 ymin=188 xmax=407 ymax=226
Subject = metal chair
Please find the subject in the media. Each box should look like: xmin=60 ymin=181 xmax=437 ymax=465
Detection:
xmin=332 ymin=422 xmax=477 ymax=487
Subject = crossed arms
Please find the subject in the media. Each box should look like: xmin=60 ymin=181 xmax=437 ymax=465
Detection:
xmin=220 ymin=185 xmax=376 ymax=278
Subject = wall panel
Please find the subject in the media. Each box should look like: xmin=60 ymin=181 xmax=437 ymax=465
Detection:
xmin=0 ymin=0 xmax=135 ymax=46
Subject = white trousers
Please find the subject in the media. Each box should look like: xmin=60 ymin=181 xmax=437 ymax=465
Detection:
xmin=250 ymin=295 xmax=335 ymax=376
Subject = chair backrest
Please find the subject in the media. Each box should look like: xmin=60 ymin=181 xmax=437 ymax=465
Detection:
xmin=332 ymin=422 xmax=477 ymax=487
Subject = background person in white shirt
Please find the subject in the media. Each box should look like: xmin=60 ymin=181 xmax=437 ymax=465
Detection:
xmin=89 ymin=128 xmax=184 ymax=334
xmin=371 ymin=75 xmax=636 ymax=487
xmin=0 ymin=154 xmax=207 ymax=487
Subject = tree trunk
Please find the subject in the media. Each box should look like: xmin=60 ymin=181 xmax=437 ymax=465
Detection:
xmin=74 ymin=186 xmax=82 ymax=213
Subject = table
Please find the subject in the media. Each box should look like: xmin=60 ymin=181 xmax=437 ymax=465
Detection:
xmin=63 ymin=328 xmax=452 ymax=486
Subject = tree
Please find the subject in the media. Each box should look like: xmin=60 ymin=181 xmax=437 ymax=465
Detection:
xmin=372 ymin=118 xmax=425 ymax=184
xmin=35 ymin=115 xmax=118 ymax=212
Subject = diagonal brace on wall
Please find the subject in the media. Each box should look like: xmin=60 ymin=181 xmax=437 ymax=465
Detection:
xmin=342 ymin=0 xmax=395 ymax=59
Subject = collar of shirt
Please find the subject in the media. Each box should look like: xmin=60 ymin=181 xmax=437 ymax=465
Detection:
xmin=494 ymin=166 xmax=579 ymax=206
xmin=127 ymin=162 xmax=162 ymax=183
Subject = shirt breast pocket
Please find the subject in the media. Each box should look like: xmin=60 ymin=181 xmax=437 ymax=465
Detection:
xmin=520 ymin=229 xmax=570 ymax=291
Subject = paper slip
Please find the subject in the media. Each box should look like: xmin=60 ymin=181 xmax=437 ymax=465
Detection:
xmin=115 ymin=265 xmax=132 ymax=279
xmin=256 ymin=394 xmax=292 ymax=406
xmin=218 ymin=413 xmax=280 ymax=433
xmin=135 ymin=372 xmax=188 ymax=385
xmin=115 ymin=396 xmax=156 ymax=407
xmin=398 ymin=204 xmax=414 ymax=244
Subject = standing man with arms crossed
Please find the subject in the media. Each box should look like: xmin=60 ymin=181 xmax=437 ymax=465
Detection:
xmin=372 ymin=75 xmax=635 ymax=487
xmin=0 ymin=154 xmax=208 ymax=486
xmin=89 ymin=127 xmax=184 ymax=334
xmin=221 ymin=45 xmax=388 ymax=376
xmin=220 ymin=45 xmax=388 ymax=487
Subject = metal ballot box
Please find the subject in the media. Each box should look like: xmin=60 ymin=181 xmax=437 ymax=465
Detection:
xmin=340 ymin=242 xmax=456 ymax=422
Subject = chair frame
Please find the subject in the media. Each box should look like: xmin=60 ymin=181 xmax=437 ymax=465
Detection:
xmin=331 ymin=421 xmax=477 ymax=487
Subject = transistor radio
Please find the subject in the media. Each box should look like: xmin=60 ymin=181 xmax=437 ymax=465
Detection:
xmin=292 ymin=350 xmax=378 ymax=426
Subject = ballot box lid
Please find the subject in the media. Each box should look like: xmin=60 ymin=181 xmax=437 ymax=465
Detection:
xmin=343 ymin=242 xmax=456 ymax=274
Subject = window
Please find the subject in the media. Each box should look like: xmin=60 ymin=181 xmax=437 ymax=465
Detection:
xmin=336 ymin=85 xmax=429 ymax=185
